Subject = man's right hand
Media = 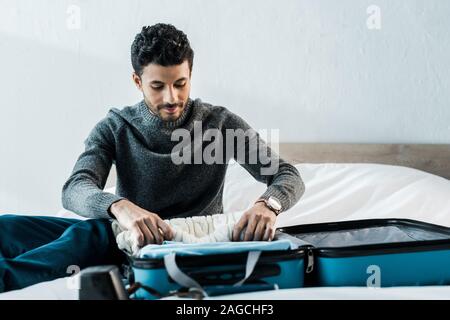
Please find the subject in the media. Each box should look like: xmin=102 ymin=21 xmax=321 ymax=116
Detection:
xmin=109 ymin=199 xmax=173 ymax=246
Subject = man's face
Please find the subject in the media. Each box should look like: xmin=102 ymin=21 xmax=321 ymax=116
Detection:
xmin=133 ymin=60 xmax=191 ymax=122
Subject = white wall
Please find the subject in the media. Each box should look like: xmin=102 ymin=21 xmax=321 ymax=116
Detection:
xmin=0 ymin=0 xmax=449 ymax=214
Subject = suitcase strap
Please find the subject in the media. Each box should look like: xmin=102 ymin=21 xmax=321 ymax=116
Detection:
xmin=163 ymin=251 xmax=262 ymax=292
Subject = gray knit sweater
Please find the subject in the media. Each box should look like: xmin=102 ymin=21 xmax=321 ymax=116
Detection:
xmin=61 ymin=98 xmax=305 ymax=220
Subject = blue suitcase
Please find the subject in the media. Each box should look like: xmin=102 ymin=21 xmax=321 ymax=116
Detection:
xmin=129 ymin=240 xmax=307 ymax=299
xmin=278 ymin=218 xmax=450 ymax=287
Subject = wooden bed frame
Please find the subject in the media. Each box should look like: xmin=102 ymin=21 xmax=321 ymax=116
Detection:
xmin=105 ymin=143 xmax=450 ymax=187
xmin=278 ymin=143 xmax=450 ymax=180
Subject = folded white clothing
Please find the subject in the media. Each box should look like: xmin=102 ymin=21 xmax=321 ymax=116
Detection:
xmin=111 ymin=211 xmax=244 ymax=256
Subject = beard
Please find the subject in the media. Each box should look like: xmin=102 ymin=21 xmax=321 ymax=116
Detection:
xmin=145 ymin=97 xmax=187 ymax=122
xmin=157 ymin=101 xmax=185 ymax=121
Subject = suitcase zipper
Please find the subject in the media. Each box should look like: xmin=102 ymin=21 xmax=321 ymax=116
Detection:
xmin=306 ymin=249 xmax=314 ymax=273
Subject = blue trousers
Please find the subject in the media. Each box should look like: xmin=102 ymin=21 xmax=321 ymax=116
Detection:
xmin=0 ymin=214 xmax=126 ymax=293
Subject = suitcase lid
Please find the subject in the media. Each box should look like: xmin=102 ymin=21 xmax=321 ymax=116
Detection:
xmin=277 ymin=218 xmax=450 ymax=257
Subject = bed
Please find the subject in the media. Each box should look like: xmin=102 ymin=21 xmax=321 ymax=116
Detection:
xmin=1 ymin=143 xmax=450 ymax=300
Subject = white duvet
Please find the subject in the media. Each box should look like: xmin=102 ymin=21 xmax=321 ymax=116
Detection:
xmin=224 ymin=162 xmax=450 ymax=228
xmin=1 ymin=162 xmax=450 ymax=300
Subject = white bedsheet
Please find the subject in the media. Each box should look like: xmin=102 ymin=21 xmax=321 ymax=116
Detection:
xmin=0 ymin=277 xmax=78 ymax=300
xmin=2 ymin=163 xmax=450 ymax=299
xmin=1 ymin=277 xmax=449 ymax=300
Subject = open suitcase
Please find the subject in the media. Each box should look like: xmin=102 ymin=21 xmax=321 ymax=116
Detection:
xmin=278 ymin=218 xmax=450 ymax=287
xmin=79 ymin=218 xmax=450 ymax=299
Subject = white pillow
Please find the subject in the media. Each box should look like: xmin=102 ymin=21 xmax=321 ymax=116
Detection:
xmin=223 ymin=162 xmax=450 ymax=228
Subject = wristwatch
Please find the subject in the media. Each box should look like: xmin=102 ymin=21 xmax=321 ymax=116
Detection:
xmin=255 ymin=196 xmax=282 ymax=215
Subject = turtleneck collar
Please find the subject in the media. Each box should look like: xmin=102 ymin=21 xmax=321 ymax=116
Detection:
xmin=139 ymin=98 xmax=194 ymax=129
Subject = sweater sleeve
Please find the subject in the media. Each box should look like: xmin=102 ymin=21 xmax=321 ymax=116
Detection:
xmin=224 ymin=110 xmax=305 ymax=213
xmin=61 ymin=117 xmax=125 ymax=219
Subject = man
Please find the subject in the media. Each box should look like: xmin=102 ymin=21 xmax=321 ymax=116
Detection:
xmin=0 ymin=23 xmax=304 ymax=293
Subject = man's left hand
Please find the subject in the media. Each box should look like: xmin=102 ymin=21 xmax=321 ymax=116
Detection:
xmin=232 ymin=202 xmax=277 ymax=241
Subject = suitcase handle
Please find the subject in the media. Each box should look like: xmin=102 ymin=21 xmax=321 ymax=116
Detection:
xmin=163 ymin=251 xmax=262 ymax=295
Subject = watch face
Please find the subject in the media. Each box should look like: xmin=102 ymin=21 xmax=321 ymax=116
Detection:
xmin=268 ymin=197 xmax=282 ymax=211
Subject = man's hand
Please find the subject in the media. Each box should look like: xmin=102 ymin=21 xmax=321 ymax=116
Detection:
xmin=232 ymin=202 xmax=277 ymax=242
xmin=109 ymin=199 xmax=174 ymax=247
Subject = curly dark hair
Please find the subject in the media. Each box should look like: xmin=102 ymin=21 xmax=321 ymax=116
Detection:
xmin=131 ymin=23 xmax=194 ymax=76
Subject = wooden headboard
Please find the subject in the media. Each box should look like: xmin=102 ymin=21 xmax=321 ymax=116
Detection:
xmin=278 ymin=143 xmax=450 ymax=180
